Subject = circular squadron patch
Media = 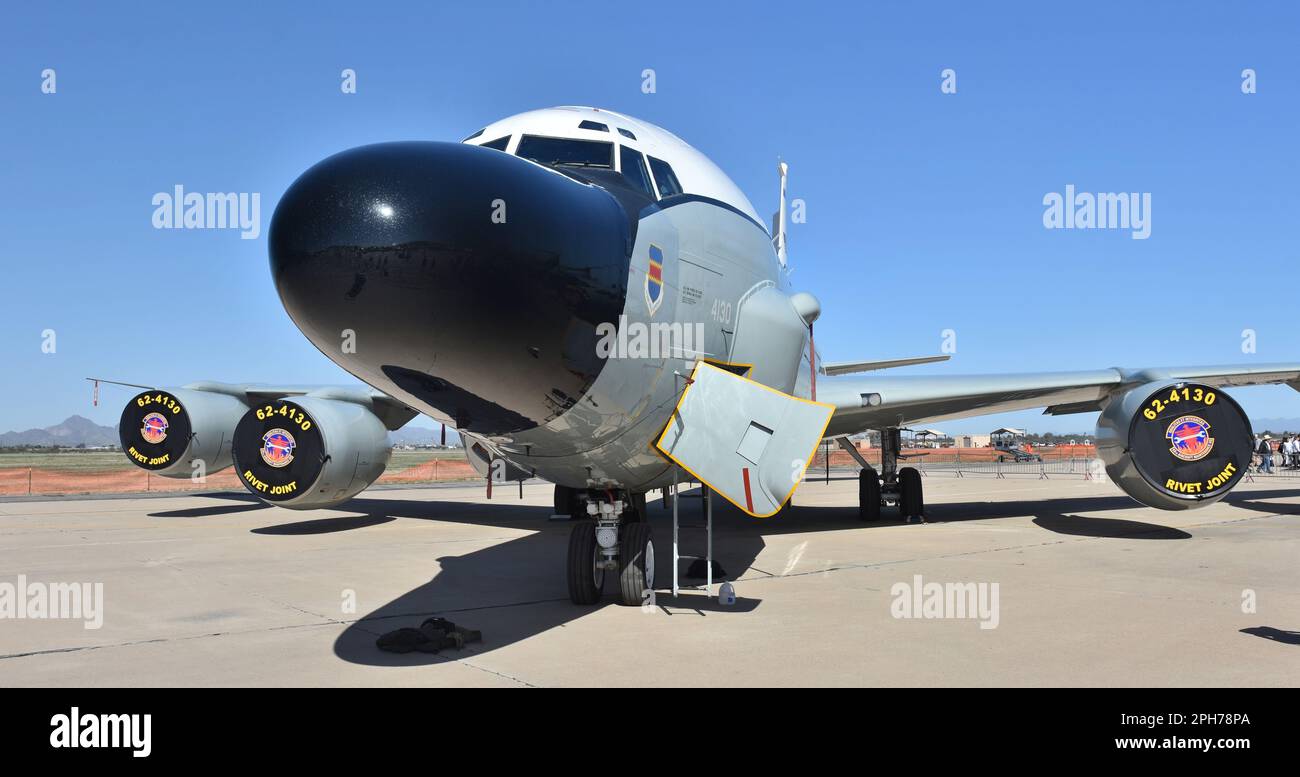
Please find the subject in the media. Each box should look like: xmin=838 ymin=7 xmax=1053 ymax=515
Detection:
xmin=140 ymin=412 xmax=169 ymax=444
xmin=1166 ymin=415 xmax=1214 ymax=462
xmin=260 ymin=428 xmax=297 ymax=468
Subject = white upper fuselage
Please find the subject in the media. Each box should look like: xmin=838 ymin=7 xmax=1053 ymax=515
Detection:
xmin=463 ymin=106 xmax=764 ymax=226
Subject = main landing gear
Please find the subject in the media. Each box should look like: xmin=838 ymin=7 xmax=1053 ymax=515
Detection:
xmin=858 ymin=428 xmax=925 ymax=523
xmin=561 ymin=486 xmax=653 ymax=607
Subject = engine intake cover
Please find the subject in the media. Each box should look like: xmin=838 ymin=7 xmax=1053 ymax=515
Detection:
xmin=1096 ymin=381 xmax=1252 ymax=510
xmin=119 ymin=388 xmax=246 ymax=477
xmin=232 ymin=396 xmax=390 ymax=509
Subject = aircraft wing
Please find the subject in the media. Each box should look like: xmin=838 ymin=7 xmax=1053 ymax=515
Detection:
xmin=89 ymin=378 xmax=419 ymax=430
xmin=818 ymin=363 xmax=1300 ymax=436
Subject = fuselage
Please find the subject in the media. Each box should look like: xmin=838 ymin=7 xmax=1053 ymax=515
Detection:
xmin=267 ymin=107 xmax=808 ymax=491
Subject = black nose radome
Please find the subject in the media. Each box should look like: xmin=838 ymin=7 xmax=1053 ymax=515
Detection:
xmin=269 ymin=141 xmax=632 ymax=436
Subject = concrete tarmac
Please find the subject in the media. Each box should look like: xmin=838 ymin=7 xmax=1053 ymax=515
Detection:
xmin=1 ymin=473 xmax=1297 ymax=687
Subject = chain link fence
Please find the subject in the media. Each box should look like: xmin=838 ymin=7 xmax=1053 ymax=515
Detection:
xmin=0 ymin=451 xmax=478 ymax=497
xmin=808 ymin=445 xmax=1300 ymax=481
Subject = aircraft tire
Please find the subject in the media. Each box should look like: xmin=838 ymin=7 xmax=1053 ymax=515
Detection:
xmin=567 ymin=522 xmax=603 ymax=605
xmin=617 ymin=522 xmax=655 ymax=607
xmin=859 ymin=467 xmax=881 ymax=521
xmin=898 ymin=467 xmax=924 ymax=519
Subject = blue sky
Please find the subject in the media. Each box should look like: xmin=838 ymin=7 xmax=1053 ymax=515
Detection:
xmin=2 ymin=1 xmax=1297 ymax=435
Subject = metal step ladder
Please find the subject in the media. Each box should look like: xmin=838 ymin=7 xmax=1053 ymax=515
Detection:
xmin=670 ymin=466 xmax=714 ymax=599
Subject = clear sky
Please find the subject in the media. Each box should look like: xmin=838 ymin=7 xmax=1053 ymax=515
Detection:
xmin=2 ymin=1 xmax=1297 ymax=435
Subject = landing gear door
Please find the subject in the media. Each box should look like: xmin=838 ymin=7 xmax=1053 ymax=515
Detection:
xmin=654 ymin=361 xmax=834 ymax=517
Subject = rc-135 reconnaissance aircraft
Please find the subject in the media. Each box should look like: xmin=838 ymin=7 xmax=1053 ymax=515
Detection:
xmin=110 ymin=106 xmax=1299 ymax=606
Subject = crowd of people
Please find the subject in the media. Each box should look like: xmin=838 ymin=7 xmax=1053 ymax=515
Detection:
xmin=1253 ymin=434 xmax=1300 ymax=473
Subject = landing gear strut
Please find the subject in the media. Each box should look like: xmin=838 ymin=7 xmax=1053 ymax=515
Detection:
xmin=858 ymin=428 xmax=925 ymax=522
xmin=565 ymin=490 xmax=654 ymax=606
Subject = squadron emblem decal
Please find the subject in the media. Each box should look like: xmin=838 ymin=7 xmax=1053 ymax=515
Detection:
xmin=645 ymin=244 xmax=664 ymax=316
xmin=261 ymin=428 xmax=297 ymax=468
xmin=140 ymin=412 xmax=168 ymax=444
xmin=1166 ymin=415 xmax=1214 ymax=462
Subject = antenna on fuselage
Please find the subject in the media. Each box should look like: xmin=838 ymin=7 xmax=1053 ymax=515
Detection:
xmin=772 ymin=160 xmax=789 ymax=269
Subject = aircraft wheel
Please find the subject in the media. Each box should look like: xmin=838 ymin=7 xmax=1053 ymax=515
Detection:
xmin=566 ymin=522 xmax=604 ymax=605
xmin=859 ymin=467 xmax=881 ymax=521
xmin=898 ymin=466 xmax=924 ymax=519
xmin=617 ymin=522 xmax=655 ymax=606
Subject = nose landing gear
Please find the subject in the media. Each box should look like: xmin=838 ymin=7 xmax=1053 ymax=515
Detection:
xmin=565 ymin=490 xmax=654 ymax=606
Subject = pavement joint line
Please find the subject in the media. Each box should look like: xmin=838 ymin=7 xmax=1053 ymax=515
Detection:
xmin=0 ymin=532 xmax=538 ymax=554
xmin=0 ymin=618 xmax=347 ymax=662
xmin=453 ymin=659 xmax=538 ymax=688
xmin=0 ymin=591 xmax=652 ymax=665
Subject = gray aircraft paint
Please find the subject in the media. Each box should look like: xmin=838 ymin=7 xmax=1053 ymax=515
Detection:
xmin=462 ymin=198 xmax=798 ymax=493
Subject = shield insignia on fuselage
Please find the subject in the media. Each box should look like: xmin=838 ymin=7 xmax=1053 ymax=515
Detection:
xmin=645 ymin=244 xmax=664 ymax=316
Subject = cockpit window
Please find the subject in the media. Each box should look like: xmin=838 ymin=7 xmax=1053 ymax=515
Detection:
xmin=617 ymin=128 xmax=637 ymax=140
xmin=647 ymin=156 xmax=683 ymax=198
xmin=480 ymin=135 xmax=511 ymax=151
xmin=619 ymin=146 xmax=654 ymax=197
xmin=516 ymin=135 xmax=614 ymax=169
xmin=578 ymin=120 xmax=609 ymax=132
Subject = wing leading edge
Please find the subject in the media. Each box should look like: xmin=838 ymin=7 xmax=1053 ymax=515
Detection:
xmin=819 ymin=363 xmax=1300 ymax=437
xmin=87 ymin=378 xmax=419 ymax=431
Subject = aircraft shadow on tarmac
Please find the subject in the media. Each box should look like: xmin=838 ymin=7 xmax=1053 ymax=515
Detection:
xmin=1240 ymin=626 xmax=1300 ymax=645
xmin=317 ymin=492 xmax=768 ymax=666
xmin=149 ymin=483 xmax=1300 ymax=665
xmin=321 ymin=485 xmax=1293 ymax=666
xmin=149 ymin=492 xmax=270 ymax=520
xmin=252 ymin=514 xmax=396 ymax=534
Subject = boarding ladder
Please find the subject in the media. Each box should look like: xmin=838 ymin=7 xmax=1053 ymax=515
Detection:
xmin=669 ymin=465 xmax=715 ymax=599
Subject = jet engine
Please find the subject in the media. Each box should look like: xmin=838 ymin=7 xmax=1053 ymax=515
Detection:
xmin=231 ymin=394 xmax=391 ymax=509
xmin=1095 ymin=381 xmax=1253 ymax=510
xmin=119 ymin=387 xmax=248 ymax=478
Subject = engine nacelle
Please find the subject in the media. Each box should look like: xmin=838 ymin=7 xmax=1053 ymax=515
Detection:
xmin=1096 ymin=381 xmax=1252 ymax=510
xmin=232 ymin=395 xmax=391 ymax=509
xmin=119 ymin=388 xmax=248 ymax=478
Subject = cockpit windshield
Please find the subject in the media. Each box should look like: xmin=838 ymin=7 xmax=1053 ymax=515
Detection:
xmin=516 ymin=135 xmax=614 ymax=169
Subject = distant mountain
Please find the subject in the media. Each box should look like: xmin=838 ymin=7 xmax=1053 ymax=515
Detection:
xmin=0 ymin=415 xmax=119 ymax=447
